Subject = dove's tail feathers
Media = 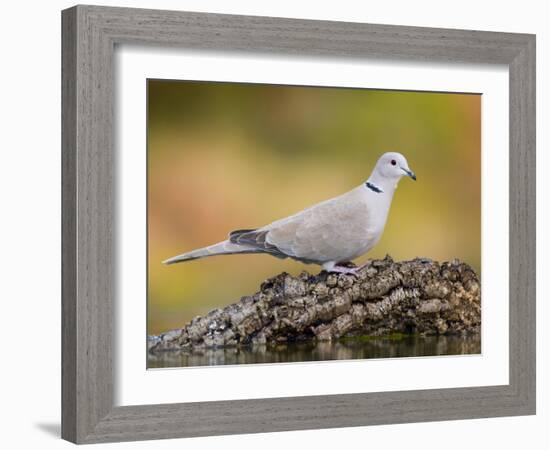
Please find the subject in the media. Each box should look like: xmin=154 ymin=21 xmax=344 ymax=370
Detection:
xmin=162 ymin=240 xmax=262 ymax=265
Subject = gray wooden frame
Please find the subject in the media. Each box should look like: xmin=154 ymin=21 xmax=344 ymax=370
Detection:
xmin=61 ymin=4 xmax=536 ymax=444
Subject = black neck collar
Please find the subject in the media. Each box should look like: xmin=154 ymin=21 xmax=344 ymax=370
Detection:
xmin=365 ymin=181 xmax=383 ymax=193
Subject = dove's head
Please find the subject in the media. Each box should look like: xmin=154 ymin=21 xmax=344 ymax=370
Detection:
xmin=373 ymin=152 xmax=416 ymax=182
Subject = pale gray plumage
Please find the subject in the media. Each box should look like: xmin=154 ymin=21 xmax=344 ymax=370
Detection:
xmin=163 ymin=152 xmax=416 ymax=274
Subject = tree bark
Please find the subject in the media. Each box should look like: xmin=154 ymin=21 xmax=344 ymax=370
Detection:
xmin=148 ymin=256 xmax=480 ymax=353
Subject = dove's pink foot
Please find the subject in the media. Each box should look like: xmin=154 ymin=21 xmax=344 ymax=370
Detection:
xmin=332 ymin=266 xmax=360 ymax=275
xmin=322 ymin=261 xmax=365 ymax=276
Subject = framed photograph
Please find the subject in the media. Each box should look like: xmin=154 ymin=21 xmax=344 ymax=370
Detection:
xmin=62 ymin=5 xmax=535 ymax=444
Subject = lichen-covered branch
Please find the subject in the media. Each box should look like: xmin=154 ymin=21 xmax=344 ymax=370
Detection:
xmin=148 ymin=256 xmax=480 ymax=353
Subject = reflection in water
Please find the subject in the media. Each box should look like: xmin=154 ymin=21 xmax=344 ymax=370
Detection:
xmin=148 ymin=334 xmax=481 ymax=369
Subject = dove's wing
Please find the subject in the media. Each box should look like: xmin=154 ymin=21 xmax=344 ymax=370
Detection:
xmin=262 ymin=186 xmax=374 ymax=264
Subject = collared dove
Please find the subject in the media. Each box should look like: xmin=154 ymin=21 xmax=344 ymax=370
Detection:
xmin=163 ymin=152 xmax=416 ymax=274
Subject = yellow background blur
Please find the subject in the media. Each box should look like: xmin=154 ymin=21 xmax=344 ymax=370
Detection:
xmin=147 ymin=80 xmax=480 ymax=335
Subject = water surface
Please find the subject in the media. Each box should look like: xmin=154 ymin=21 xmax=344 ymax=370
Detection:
xmin=148 ymin=334 xmax=481 ymax=369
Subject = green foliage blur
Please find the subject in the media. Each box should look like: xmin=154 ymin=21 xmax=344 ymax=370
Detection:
xmin=148 ymin=80 xmax=480 ymax=335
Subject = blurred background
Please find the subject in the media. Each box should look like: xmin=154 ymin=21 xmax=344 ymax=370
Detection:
xmin=148 ymin=80 xmax=480 ymax=336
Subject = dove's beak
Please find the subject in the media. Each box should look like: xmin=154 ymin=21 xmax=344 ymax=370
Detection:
xmin=401 ymin=166 xmax=417 ymax=181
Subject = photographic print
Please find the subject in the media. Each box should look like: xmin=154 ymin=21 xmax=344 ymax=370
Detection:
xmin=147 ymin=80 xmax=481 ymax=368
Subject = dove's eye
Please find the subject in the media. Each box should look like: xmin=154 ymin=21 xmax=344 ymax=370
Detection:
xmin=390 ymin=159 xmax=396 ymax=166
